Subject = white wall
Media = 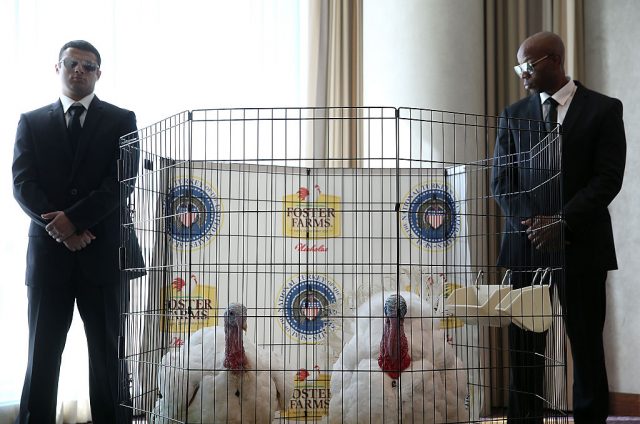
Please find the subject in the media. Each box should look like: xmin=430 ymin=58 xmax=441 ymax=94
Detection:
xmin=363 ymin=0 xmax=485 ymax=114
xmin=584 ymin=0 xmax=640 ymax=395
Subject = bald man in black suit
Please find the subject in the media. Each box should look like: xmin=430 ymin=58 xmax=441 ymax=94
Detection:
xmin=492 ymin=32 xmax=626 ymax=424
xmin=12 ymin=40 xmax=143 ymax=423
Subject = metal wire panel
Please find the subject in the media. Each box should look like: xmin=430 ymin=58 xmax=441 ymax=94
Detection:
xmin=118 ymin=107 xmax=567 ymax=423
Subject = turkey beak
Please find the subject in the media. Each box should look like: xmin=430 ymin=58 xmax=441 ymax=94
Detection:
xmin=242 ymin=319 xmax=247 ymax=332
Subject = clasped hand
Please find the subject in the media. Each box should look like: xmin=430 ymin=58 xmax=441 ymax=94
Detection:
xmin=521 ymin=215 xmax=563 ymax=250
xmin=42 ymin=211 xmax=96 ymax=251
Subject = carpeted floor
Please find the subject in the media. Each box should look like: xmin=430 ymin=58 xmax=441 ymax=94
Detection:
xmin=481 ymin=418 xmax=640 ymax=423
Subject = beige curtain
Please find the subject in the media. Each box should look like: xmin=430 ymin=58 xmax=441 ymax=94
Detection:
xmin=485 ymin=0 xmax=584 ymax=410
xmin=307 ymin=0 xmax=363 ymax=168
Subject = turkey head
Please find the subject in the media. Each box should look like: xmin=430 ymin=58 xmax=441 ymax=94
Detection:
xmin=378 ymin=294 xmax=411 ymax=379
xmin=223 ymin=303 xmax=249 ymax=373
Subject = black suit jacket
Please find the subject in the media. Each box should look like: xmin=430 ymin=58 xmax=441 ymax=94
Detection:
xmin=491 ymin=81 xmax=626 ymax=271
xmin=12 ymin=96 xmax=144 ymax=287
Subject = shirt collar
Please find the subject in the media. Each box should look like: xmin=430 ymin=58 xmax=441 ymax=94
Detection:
xmin=60 ymin=93 xmax=95 ymax=113
xmin=540 ymin=79 xmax=576 ymax=107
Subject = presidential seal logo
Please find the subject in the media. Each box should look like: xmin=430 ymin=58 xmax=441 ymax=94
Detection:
xmin=165 ymin=178 xmax=221 ymax=250
xmin=277 ymin=274 xmax=341 ymax=343
xmin=401 ymin=181 xmax=460 ymax=250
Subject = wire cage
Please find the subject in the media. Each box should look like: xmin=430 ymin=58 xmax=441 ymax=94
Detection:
xmin=118 ymin=107 xmax=567 ymax=423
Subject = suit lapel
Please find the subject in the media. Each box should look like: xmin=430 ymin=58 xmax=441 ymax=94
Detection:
xmin=529 ymin=94 xmax=543 ymax=122
xmin=49 ymin=101 xmax=73 ymax=157
xmin=526 ymin=95 xmax=545 ymax=146
xmin=561 ymin=82 xmax=587 ymax=139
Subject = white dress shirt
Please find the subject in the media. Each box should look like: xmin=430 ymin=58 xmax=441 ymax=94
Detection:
xmin=539 ymin=78 xmax=577 ymax=126
xmin=60 ymin=93 xmax=95 ymax=127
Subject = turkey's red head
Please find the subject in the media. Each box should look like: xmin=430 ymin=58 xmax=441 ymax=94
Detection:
xmin=223 ymin=303 xmax=248 ymax=373
xmin=378 ymin=294 xmax=411 ymax=379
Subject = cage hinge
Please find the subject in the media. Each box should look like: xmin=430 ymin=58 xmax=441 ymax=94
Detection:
xmin=117 ymin=159 xmax=124 ymax=182
xmin=118 ymin=336 xmax=125 ymax=360
xmin=395 ymin=202 xmax=400 ymax=212
xmin=306 ymin=168 xmax=311 ymax=176
xmin=119 ymin=247 xmax=126 ymax=271
xmin=144 ymin=158 xmax=154 ymax=170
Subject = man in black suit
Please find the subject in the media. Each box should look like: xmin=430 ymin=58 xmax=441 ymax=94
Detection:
xmin=492 ymin=32 xmax=626 ymax=423
xmin=12 ymin=40 xmax=142 ymax=423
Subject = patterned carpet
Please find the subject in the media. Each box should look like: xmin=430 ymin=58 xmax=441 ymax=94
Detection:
xmin=137 ymin=416 xmax=640 ymax=423
xmin=481 ymin=418 xmax=640 ymax=423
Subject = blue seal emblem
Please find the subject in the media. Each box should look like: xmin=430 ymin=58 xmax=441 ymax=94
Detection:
xmin=277 ymin=274 xmax=341 ymax=343
xmin=401 ymin=182 xmax=460 ymax=250
xmin=165 ymin=178 xmax=221 ymax=250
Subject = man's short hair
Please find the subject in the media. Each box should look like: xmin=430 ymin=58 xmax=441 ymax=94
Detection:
xmin=59 ymin=40 xmax=101 ymax=67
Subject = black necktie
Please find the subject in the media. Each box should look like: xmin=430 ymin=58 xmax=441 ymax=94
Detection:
xmin=68 ymin=104 xmax=84 ymax=153
xmin=544 ymin=97 xmax=558 ymax=132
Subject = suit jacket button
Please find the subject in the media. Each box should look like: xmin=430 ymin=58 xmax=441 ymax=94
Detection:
xmin=70 ymin=188 xmax=78 ymax=196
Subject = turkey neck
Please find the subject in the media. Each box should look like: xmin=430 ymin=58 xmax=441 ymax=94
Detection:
xmin=223 ymin=323 xmax=247 ymax=373
xmin=378 ymin=317 xmax=411 ymax=379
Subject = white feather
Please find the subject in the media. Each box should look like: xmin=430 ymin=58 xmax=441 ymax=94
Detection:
xmin=329 ymin=290 xmax=469 ymax=423
xmin=151 ymin=323 xmax=292 ymax=423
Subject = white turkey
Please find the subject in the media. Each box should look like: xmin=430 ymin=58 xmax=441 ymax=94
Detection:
xmin=151 ymin=303 xmax=293 ymax=423
xmin=329 ymin=292 xmax=469 ymax=423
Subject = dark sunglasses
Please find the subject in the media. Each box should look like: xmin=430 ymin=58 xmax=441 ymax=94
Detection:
xmin=59 ymin=57 xmax=99 ymax=73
